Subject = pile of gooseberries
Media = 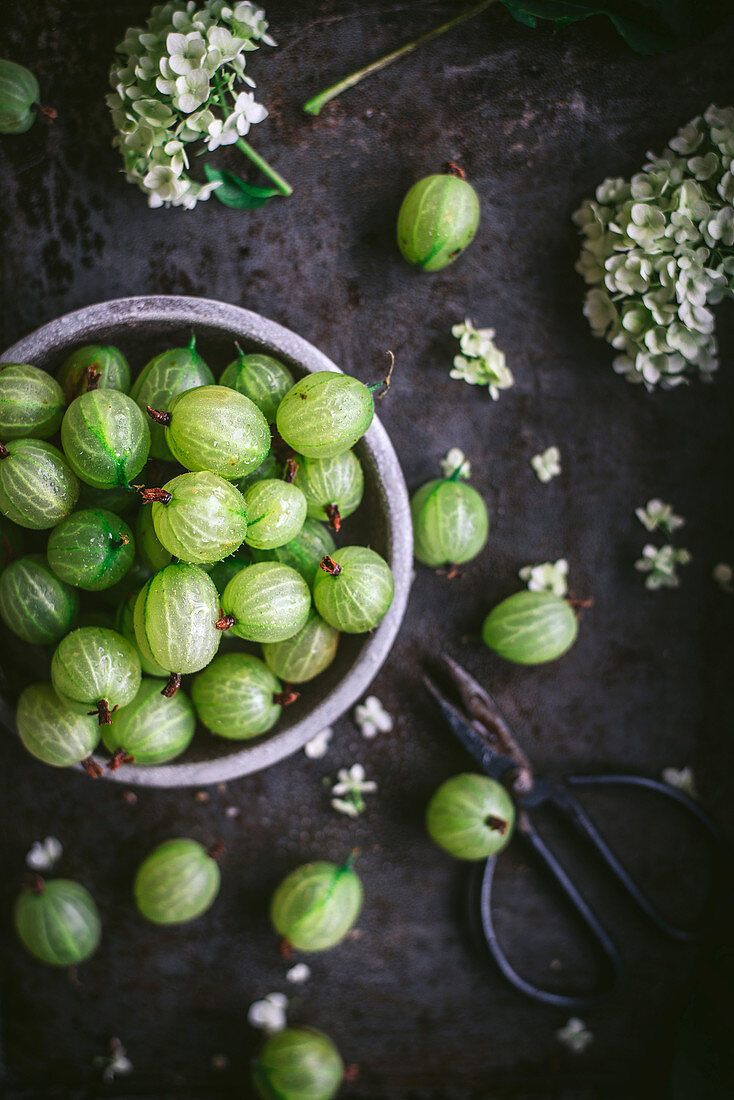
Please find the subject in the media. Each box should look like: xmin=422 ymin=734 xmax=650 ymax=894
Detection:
xmin=0 ymin=337 xmax=396 ymax=774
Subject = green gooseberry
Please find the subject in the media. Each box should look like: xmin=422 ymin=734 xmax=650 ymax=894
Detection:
xmin=0 ymin=555 xmax=78 ymax=644
xmin=426 ymin=773 xmax=515 ymax=860
xmin=78 ymin=608 xmax=117 ymax=630
xmin=78 ymin=483 xmax=139 ymax=516
xmin=192 ymin=652 xmax=282 ymax=740
xmin=220 ymin=562 xmax=311 ymax=643
xmin=116 ymin=590 xmax=168 ymax=677
xmin=102 ymin=678 xmax=196 ymax=767
xmin=51 ymin=626 xmax=142 ymax=725
xmin=134 ymin=838 xmax=221 ymax=925
xmin=220 ymin=350 xmax=295 ymax=424
xmin=135 ymin=503 xmax=171 ymax=572
xmin=0 ymin=514 xmax=24 ymax=571
xmin=47 ymin=508 xmax=135 ymax=591
xmin=149 ymin=472 xmax=248 ymax=565
xmin=60 ymin=390 xmax=150 ymax=489
xmin=397 ymin=172 xmax=480 ymax=271
xmin=262 ymin=611 xmax=338 ymax=684
xmin=411 ymin=478 xmax=489 ymax=568
xmin=236 ymin=453 xmax=283 ymax=493
xmin=56 ymin=344 xmax=131 ymax=402
xmin=242 ymin=478 xmax=307 ymax=550
xmin=0 ymin=59 xmax=40 ymax=134
xmin=313 ymin=547 xmax=394 ymax=634
xmin=482 ymin=590 xmax=578 ymax=665
xmin=0 ymin=439 xmax=79 ymax=529
xmin=276 ymin=372 xmax=376 ymax=459
xmin=130 ymin=338 xmax=215 ymax=460
xmin=270 ymin=859 xmax=363 ymax=952
xmin=293 ymin=450 xmax=364 ymax=530
xmin=148 ymin=384 xmax=270 ymax=480
xmin=250 ymin=519 xmax=336 ymax=586
xmin=16 ymin=682 xmax=100 ymax=767
xmin=96 ymin=559 xmax=152 ymax=610
xmin=0 ymin=363 xmax=64 ymax=440
xmin=134 ymin=563 xmax=221 ymax=693
xmin=253 ymin=1027 xmax=344 ymax=1100
xmin=15 ymin=878 xmax=101 ymax=966
xmin=208 ymin=551 xmax=250 ymax=595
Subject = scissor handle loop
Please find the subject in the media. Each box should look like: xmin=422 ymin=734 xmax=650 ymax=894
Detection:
xmin=561 ymin=774 xmax=722 ymax=942
xmin=479 ymin=818 xmax=622 ymax=1009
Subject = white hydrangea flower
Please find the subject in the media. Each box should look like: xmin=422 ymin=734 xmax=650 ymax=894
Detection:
xmin=518 ymin=559 xmax=569 ymax=598
xmin=331 ymin=764 xmax=377 ymax=818
xmin=353 ymin=696 xmax=393 ymax=739
xmin=712 ymin=563 xmax=734 ymax=593
xmin=635 ymin=499 xmax=685 ymax=536
xmin=450 ymin=319 xmax=514 ymax=400
xmin=303 ymin=727 xmax=333 ymax=759
xmin=662 ymin=765 xmax=698 ymax=798
xmin=531 ymin=446 xmax=561 ymax=483
xmin=26 ymin=836 xmax=63 ymax=872
xmin=248 ymin=993 xmax=287 ymax=1034
xmin=440 ymin=448 xmax=471 ymax=480
xmin=635 ymin=544 xmax=691 ymax=589
xmin=286 ymin=963 xmax=311 ymax=984
xmin=556 ymin=1018 xmax=594 ymax=1055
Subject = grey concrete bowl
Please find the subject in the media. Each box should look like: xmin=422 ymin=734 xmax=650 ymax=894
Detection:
xmin=0 ymin=295 xmax=412 ymax=787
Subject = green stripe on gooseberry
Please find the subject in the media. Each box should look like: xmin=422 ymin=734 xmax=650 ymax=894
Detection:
xmin=270 ymin=859 xmax=363 ymax=952
xmin=60 ymin=390 xmax=150 ymax=489
xmin=47 ymin=508 xmax=135 ymax=591
xmin=130 ymin=341 xmax=215 ymax=461
xmin=481 ymin=590 xmax=578 ymax=665
xmin=242 ymin=478 xmax=307 ymax=550
xmin=0 ymin=554 xmax=78 ymax=644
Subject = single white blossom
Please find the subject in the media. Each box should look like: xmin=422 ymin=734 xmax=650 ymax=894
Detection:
xmin=519 ymin=559 xmax=569 ymax=598
xmin=26 ymin=836 xmax=63 ymax=872
xmin=635 ymin=544 xmax=691 ymax=589
xmin=440 ymin=447 xmax=471 ymax=480
xmin=635 ymin=499 xmax=685 ymax=536
xmin=450 ymin=319 xmax=514 ymax=400
xmin=713 ymin=562 xmax=734 ymax=593
xmin=531 ymin=446 xmax=562 ymax=483
xmin=662 ymin=765 xmax=698 ymax=798
xmin=94 ymin=1038 xmax=133 ymax=1084
xmin=304 ymin=727 xmax=333 ymax=759
xmin=556 ymin=1018 xmax=594 ymax=1055
xmin=247 ymin=992 xmax=287 ymax=1034
xmin=286 ymin=963 xmax=311 ymax=984
xmin=331 ymin=764 xmax=377 ymax=818
xmin=353 ymin=696 xmax=393 ymax=740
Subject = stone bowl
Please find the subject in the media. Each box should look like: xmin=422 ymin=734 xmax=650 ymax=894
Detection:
xmin=0 ymin=295 xmax=412 ymax=787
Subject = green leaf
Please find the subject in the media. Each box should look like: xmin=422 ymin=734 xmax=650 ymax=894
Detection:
xmin=500 ymin=0 xmax=732 ymax=54
xmin=204 ymin=165 xmax=281 ymax=210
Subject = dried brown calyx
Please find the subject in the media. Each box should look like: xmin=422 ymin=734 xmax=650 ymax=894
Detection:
xmin=208 ymin=839 xmax=226 ymax=861
xmin=82 ymin=757 xmax=104 ymax=779
xmin=446 ymin=161 xmax=467 ymax=179
xmin=108 ymin=748 xmax=135 ymax=771
xmin=319 ymin=555 xmax=342 ymax=577
xmin=273 ymin=687 xmax=300 ymax=707
xmin=0 ymin=442 xmax=9 ymax=459
xmin=215 ymin=611 xmax=235 ymax=631
xmin=283 ymin=457 xmax=298 ymax=483
xmin=88 ymin=699 xmax=117 ymax=726
xmin=324 ymin=503 xmax=341 ymax=532
xmin=146 ymin=406 xmax=172 ymax=426
xmin=161 ymin=672 xmax=181 ymax=698
xmin=485 ymin=814 xmax=509 ymax=835
xmin=138 ymin=486 xmax=172 ymax=505
xmin=84 ymin=365 xmax=101 ymax=392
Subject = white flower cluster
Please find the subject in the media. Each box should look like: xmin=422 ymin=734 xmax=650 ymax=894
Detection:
xmin=519 ymin=559 xmax=569 ymax=597
xmin=440 ymin=447 xmax=471 ymax=480
xmin=574 ymin=105 xmax=734 ymax=390
xmin=531 ymin=446 xmax=561 ymax=483
xmin=107 ymin=1 xmax=274 ymax=209
xmin=634 ymin=497 xmax=690 ymax=590
xmin=450 ymin=319 xmax=514 ymax=400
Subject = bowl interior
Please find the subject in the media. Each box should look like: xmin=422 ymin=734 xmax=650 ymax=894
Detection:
xmin=0 ymin=296 xmax=412 ymax=786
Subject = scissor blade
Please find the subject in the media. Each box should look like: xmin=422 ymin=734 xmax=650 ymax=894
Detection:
xmin=422 ymin=674 xmax=518 ymax=781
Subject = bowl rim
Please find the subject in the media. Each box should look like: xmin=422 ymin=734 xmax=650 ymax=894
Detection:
xmin=1 ymin=295 xmax=413 ymax=787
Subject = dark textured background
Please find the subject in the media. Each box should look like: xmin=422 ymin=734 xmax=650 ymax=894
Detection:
xmin=1 ymin=1 xmax=734 ymax=1097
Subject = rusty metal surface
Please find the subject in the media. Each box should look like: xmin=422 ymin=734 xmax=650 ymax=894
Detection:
xmin=1 ymin=1 xmax=733 ymax=1097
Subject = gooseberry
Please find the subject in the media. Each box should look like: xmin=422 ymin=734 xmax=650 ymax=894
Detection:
xmin=78 ymin=483 xmax=139 ymax=516
xmin=116 ymin=591 xmax=168 ymax=677
xmin=220 ymin=562 xmax=311 ymax=643
xmin=56 ymin=344 xmax=131 ymax=402
xmin=102 ymin=678 xmax=196 ymax=767
xmin=237 ymin=453 xmax=283 ymax=493
xmin=16 ymin=682 xmax=100 ymax=768
xmin=270 ymin=858 xmax=363 ymax=952
xmin=242 ymin=478 xmax=307 ymax=550
xmin=482 ymin=590 xmax=578 ymax=665
xmin=15 ymin=878 xmax=101 ymax=966
xmin=147 ymin=384 xmax=270 ymax=480
xmin=313 ymin=547 xmax=394 ymax=634
xmin=262 ymin=611 xmax=338 ymax=683
xmin=192 ymin=652 xmax=283 ymax=740
xmin=130 ymin=338 xmax=214 ymax=460
xmin=0 ymin=439 xmax=79 ymax=529
xmin=146 ymin=472 xmax=248 ymax=565
xmin=397 ymin=171 xmax=480 ymax=271
xmin=250 ymin=519 xmax=335 ymax=586
xmin=134 ymin=838 xmax=221 ymax=925
xmin=252 ymin=1027 xmax=344 ymax=1100
xmin=0 ymin=363 xmax=64 ymax=440
xmin=293 ymin=450 xmax=364 ymax=531
xmin=51 ymin=626 xmax=141 ymax=725
xmin=135 ymin=503 xmax=171 ymax=572
xmin=411 ymin=477 xmax=489 ymax=568
xmin=276 ymin=372 xmax=375 ymax=459
xmin=220 ymin=350 xmax=295 ymax=424
xmin=426 ymin=773 xmax=515 ymax=860
xmin=208 ymin=551 xmax=250 ymax=595
xmin=47 ymin=508 xmax=135 ymax=591
xmin=0 ymin=59 xmax=41 ymax=134
xmin=134 ymin=562 xmax=221 ymax=694
xmin=60 ymin=389 xmax=150 ymax=489
xmin=0 ymin=555 xmax=78 ymax=644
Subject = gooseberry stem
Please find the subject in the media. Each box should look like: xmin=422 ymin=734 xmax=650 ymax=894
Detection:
xmin=139 ymin=487 xmax=172 ymax=505
xmin=85 ymin=366 xmax=101 ymax=392
xmin=283 ymin=458 xmax=298 ymax=483
xmin=368 ymin=350 xmax=395 ymax=398
xmin=212 ymin=75 xmax=292 ymax=196
xmin=88 ymin=699 xmax=116 ymax=726
xmin=446 ymin=161 xmax=467 ymax=180
xmin=146 ymin=406 xmax=172 ymax=426
xmin=82 ymin=756 xmax=103 ymax=778
xmin=108 ymin=747 xmax=135 ymax=771
xmin=319 ymin=555 xmax=342 ymax=577
xmin=162 ymin=672 xmax=182 ymax=698
xmin=325 ymin=503 xmax=341 ymax=532
xmin=303 ymin=0 xmax=496 ymax=115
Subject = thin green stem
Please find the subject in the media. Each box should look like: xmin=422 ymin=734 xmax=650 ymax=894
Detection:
xmin=212 ymin=75 xmax=292 ymax=197
xmin=303 ymin=0 xmax=497 ymax=116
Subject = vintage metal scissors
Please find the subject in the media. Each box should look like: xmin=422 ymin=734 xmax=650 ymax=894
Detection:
xmin=424 ymin=655 xmax=722 ymax=1008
